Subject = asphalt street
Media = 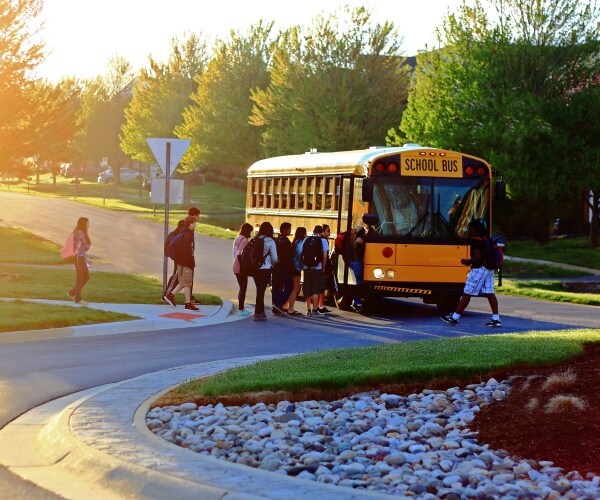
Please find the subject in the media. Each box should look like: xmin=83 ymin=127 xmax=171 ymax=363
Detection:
xmin=0 ymin=190 xmax=598 ymax=497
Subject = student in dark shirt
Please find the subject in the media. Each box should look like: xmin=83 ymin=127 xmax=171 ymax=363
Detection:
xmin=272 ymin=222 xmax=293 ymax=315
xmin=441 ymin=220 xmax=501 ymax=327
xmin=171 ymin=216 xmax=199 ymax=311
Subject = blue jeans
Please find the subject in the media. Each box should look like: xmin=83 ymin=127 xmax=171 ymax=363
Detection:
xmin=348 ymin=260 xmax=363 ymax=285
xmin=348 ymin=260 xmax=363 ymax=307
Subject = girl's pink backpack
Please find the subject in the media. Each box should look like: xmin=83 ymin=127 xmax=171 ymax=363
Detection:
xmin=61 ymin=232 xmax=75 ymax=259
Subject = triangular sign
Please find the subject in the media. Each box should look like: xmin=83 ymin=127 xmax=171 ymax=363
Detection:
xmin=146 ymin=138 xmax=191 ymax=174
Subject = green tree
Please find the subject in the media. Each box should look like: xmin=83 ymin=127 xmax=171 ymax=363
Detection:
xmin=0 ymin=0 xmax=44 ymax=166
xmin=397 ymin=0 xmax=600 ymax=242
xmin=120 ymin=34 xmax=208 ymax=168
xmin=251 ymin=6 xmax=411 ymax=157
xmin=75 ymin=56 xmax=134 ymax=181
xmin=176 ymin=22 xmax=273 ymax=179
xmin=559 ymin=80 xmax=600 ymax=247
xmin=28 ymin=78 xmax=81 ymax=184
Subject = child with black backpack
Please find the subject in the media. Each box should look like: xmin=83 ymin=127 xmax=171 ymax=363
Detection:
xmin=162 ymin=219 xmax=185 ymax=306
xmin=247 ymin=221 xmax=278 ymax=321
xmin=441 ymin=220 xmax=502 ymax=327
xmin=300 ymin=225 xmax=329 ymax=316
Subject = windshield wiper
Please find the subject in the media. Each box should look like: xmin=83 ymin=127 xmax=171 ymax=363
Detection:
xmin=403 ymin=194 xmax=430 ymax=240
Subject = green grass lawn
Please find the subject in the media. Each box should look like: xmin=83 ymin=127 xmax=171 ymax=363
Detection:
xmin=0 ymin=300 xmax=136 ymax=333
xmin=3 ymin=174 xmax=246 ymax=235
xmin=501 ymin=259 xmax=594 ymax=279
xmin=507 ymin=236 xmax=600 ymax=270
xmin=169 ymin=329 xmax=600 ymax=400
xmin=0 ymin=226 xmax=221 ymax=334
xmin=499 ymin=280 xmax=600 ymax=306
xmin=0 ymin=227 xmax=65 ymax=265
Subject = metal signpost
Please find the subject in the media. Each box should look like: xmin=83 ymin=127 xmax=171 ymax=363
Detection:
xmin=146 ymin=138 xmax=191 ymax=290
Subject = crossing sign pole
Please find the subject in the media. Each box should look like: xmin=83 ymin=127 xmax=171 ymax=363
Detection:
xmin=163 ymin=142 xmax=171 ymax=289
xmin=146 ymin=138 xmax=191 ymax=291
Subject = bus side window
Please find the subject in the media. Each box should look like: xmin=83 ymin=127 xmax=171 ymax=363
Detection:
xmin=289 ymin=178 xmax=296 ymax=209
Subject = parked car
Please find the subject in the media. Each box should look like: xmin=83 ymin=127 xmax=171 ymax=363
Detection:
xmin=60 ymin=163 xmax=76 ymax=178
xmin=97 ymin=168 xmax=145 ymax=183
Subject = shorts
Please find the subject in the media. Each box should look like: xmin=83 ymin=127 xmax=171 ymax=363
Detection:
xmin=177 ymin=265 xmax=194 ymax=287
xmin=463 ymin=267 xmax=495 ymax=296
xmin=302 ymin=268 xmax=326 ymax=296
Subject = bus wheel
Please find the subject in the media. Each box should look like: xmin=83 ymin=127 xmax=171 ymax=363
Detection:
xmin=436 ymin=294 xmax=461 ymax=315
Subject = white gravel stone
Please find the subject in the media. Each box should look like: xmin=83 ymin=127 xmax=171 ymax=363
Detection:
xmin=147 ymin=376 xmax=599 ymax=497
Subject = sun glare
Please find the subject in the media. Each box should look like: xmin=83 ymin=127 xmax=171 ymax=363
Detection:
xmin=37 ymin=0 xmax=461 ymax=82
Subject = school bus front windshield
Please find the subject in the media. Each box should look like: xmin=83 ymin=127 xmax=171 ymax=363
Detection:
xmin=369 ymin=176 xmax=490 ymax=240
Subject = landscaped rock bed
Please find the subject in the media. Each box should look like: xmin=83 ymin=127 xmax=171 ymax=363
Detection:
xmin=148 ymin=346 xmax=600 ymax=497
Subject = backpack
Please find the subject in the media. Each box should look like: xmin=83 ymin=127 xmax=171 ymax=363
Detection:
xmin=61 ymin=232 xmax=75 ymax=260
xmin=301 ymin=235 xmax=323 ymax=267
xmin=293 ymin=240 xmax=303 ymax=272
xmin=164 ymin=227 xmax=183 ymax=257
xmin=484 ymin=236 xmax=506 ymax=285
xmin=239 ymin=236 xmax=266 ymax=276
xmin=334 ymin=232 xmax=346 ymax=254
xmin=165 ymin=231 xmax=184 ymax=261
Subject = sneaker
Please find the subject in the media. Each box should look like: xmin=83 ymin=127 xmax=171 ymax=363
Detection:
xmin=440 ymin=314 xmax=459 ymax=326
xmin=237 ymin=309 xmax=251 ymax=316
xmin=163 ymin=294 xmax=176 ymax=307
xmin=272 ymin=305 xmax=286 ymax=315
xmin=185 ymin=303 xmax=199 ymax=311
xmin=350 ymin=301 xmax=362 ymax=313
xmin=485 ymin=319 xmax=502 ymax=327
xmin=317 ymin=307 xmax=332 ymax=314
xmin=306 ymin=310 xmax=314 ymax=317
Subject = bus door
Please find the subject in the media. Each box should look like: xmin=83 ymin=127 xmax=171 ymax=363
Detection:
xmin=333 ymin=175 xmax=364 ymax=306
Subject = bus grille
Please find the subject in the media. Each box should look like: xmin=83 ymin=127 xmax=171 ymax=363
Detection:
xmin=373 ymin=285 xmax=432 ymax=295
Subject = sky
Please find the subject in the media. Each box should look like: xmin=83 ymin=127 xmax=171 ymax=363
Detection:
xmin=36 ymin=0 xmax=462 ymax=82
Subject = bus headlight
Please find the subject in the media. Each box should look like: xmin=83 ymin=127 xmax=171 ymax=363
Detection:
xmin=386 ymin=269 xmax=395 ymax=279
xmin=373 ymin=268 xmax=385 ymax=279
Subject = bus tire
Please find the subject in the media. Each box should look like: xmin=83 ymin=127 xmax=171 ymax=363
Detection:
xmin=435 ymin=294 xmax=461 ymax=315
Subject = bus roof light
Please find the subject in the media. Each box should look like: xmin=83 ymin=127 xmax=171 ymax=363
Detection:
xmin=465 ymin=166 xmax=474 ymax=176
xmin=477 ymin=166 xmax=486 ymax=176
xmin=388 ymin=163 xmax=398 ymax=173
xmin=375 ymin=162 xmax=385 ymax=173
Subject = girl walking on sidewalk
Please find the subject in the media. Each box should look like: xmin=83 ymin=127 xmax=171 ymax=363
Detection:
xmin=68 ymin=217 xmax=92 ymax=304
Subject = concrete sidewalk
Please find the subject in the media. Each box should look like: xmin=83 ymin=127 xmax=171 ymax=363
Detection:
xmin=0 ymin=299 xmax=379 ymax=498
xmin=0 ymin=299 xmax=241 ymax=344
xmin=0 ymin=357 xmax=383 ymax=499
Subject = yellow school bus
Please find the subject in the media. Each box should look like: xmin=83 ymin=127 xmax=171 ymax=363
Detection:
xmin=246 ymin=144 xmax=505 ymax=312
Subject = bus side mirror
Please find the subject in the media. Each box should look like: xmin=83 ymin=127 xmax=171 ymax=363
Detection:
xmin=362 ymin=213 xmax=379 ymax=226
xmin=362 ymin=178 xmax=373 ymax=202
xmin=495 ymin=179 xmax=506 ymax=201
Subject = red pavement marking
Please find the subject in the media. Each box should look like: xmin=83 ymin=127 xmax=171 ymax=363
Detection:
xmin=160 ymin=312 xmax=206 ymax=321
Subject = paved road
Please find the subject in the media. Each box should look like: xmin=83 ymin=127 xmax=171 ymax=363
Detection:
xmin=0 ymin=191 xmax=598 ymax=497
xmin=0 ymin=191 xmax=234 ymax=298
